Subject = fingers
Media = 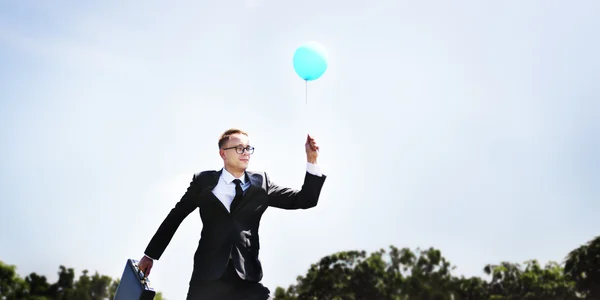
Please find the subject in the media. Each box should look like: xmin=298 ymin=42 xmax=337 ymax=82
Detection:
xmin=139 ymin=258 xmax=152 ymax=277
xmin=306 ymin=134 xmax=319 ymax=151
xmin=306 ymin=134 xmax=315 ymax=144
xmin=142 ymin=265 xmax=151 ymax=277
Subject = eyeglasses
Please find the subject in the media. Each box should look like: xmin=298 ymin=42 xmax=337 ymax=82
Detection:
xmin=222 ymin=145 xmax=255 ymax=154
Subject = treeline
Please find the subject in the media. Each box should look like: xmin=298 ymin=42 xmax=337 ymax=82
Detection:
xmin=0 ymin=262 xmax=164 ymax=300
xmin=273 ymin=235 xmax=600 ymax=300
xmin=2 ymin=235 xmax=598 ymax=299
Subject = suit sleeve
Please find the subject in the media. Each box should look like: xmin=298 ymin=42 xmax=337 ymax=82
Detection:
xmin=144 ymin=173 xmax=202 ymax=260
xmin=266 ymin=170 xmax=326 ymax=209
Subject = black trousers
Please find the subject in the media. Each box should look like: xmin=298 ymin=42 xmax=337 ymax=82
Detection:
xmin=186 ymin=260 xmax=272 ymax=300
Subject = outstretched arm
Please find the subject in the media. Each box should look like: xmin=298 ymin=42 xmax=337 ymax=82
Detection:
xmin=143 ymin=173 xmax=202 ymax=260
xmin=266 ymin=164 xmax=326 ymax=209
xmin=267 ymin=134 xmax=326 ymax=209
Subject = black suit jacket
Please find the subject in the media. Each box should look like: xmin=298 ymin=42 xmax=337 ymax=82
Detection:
xmin=143 ymin=169 xmax=326 ymax=284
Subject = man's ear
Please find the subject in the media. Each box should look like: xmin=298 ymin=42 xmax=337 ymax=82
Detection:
xmin=219 ymin=149 xmax=226 ymax=159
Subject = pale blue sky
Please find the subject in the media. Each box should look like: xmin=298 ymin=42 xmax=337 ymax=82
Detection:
xmin=1 ymin=0 xmax=599 ymax=299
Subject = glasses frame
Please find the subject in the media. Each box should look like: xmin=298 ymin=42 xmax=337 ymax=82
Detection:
xmin=222 ymin=145 xmax=255 ymax=154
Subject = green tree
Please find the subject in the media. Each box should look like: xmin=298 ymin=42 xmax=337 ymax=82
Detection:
xmin=451 ymin=275 xmax=489 ymax=300
xmin=0 ymin=261 xmax=28 ymax=299
xmin=0 ymin=261 xmax=166 ymax=300
xmin=24 ymin=273 xmax=52 ymax=298
xmin=273 ymin=237 xmax=600 ymax=300
xmin=484 ymin=260 xmax=577 ymax=300
xmin=564 ymin=235 xmax=600 ymax=299
xmin=274 ymin=246 xmax=460 ymax=300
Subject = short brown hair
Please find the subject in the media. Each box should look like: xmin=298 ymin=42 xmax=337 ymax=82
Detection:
xmin=218 ymin=128 xmax=248 ymax=148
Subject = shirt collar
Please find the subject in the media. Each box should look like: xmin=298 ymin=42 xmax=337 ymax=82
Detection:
xmin=221 ymin=168 xmax=246 ymax=184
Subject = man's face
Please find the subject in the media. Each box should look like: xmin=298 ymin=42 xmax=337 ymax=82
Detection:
xmin=220 ymin=133 xmax=252 ymax=171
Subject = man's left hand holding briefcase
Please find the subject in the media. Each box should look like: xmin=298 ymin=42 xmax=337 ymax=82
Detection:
xmin=113 ymin=258 xmax=156 ymax=300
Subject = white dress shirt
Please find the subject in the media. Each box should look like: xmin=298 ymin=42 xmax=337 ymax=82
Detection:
xmin=144 ymin=163 xmax=322 ymax=260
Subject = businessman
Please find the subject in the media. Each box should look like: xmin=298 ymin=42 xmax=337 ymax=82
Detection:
xmin=138 ymin=128 xmax=326 ymax=299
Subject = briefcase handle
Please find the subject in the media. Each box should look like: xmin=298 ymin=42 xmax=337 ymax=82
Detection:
xmin=132 ymin=260 xmax=150 ymax=287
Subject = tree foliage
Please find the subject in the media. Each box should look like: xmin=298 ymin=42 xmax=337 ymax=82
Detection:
xmin=274 ymin=235 xmax=600 ymax=300
xmin=0 ymin=262 xmax=164 ymax=300
xmin=2 ymin=235 xmax=598 ymax=300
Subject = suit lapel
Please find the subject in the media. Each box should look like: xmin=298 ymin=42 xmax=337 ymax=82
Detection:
xmin=210 ymin=169 xmax=222 ymax=186
xmin=204 ymin=169 xmax=230 ymax=214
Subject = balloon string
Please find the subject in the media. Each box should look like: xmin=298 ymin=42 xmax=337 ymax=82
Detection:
xmin=305 ymin=80 xmax=308 ymax=134
xmin=305 ymin=80 xmax=307 ymax=105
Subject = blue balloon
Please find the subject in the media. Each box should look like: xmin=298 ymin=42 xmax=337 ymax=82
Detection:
xmin=293 ymin=41 xmax=328 ymax=81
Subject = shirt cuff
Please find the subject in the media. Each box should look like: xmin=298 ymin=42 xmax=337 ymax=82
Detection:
xmin=306 ymin=162 xmax=322 ymax=177
xmin=144 ymin=254 xmax=156 ymax=260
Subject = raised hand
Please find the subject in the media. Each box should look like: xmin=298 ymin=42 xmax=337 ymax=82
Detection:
xmin=305 ymin=134 xmax=319 ymax=163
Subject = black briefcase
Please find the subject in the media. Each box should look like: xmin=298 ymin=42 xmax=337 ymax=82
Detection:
xmin=113 ymin=258 xmax=156 ymax=300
